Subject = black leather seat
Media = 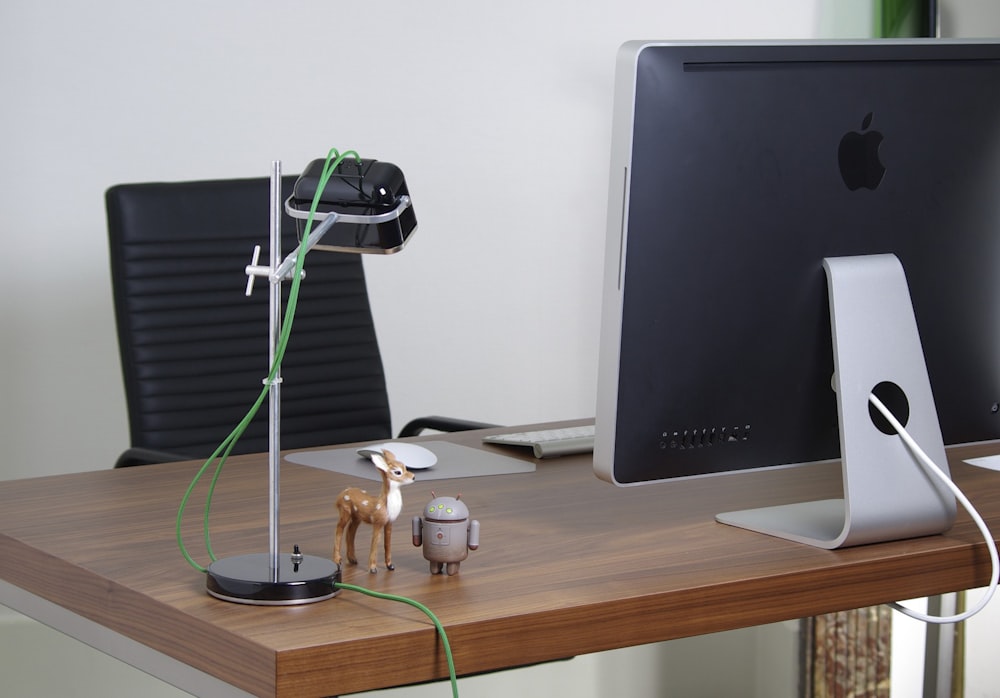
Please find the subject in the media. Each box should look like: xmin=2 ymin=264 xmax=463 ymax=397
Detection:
xmin=106 ymin=176 xmax=490 ymax=468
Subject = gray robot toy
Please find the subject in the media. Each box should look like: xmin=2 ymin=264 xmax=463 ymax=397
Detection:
xmin=412 ymin=493 xmax=480 ymax=575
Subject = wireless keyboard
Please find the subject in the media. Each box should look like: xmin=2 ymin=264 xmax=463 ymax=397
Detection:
xmin=482 ymin=424 xmax=595 ymax=459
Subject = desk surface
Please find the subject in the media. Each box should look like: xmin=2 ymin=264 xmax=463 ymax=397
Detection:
xmin=2 ymin=421 xmax=999 ymax=697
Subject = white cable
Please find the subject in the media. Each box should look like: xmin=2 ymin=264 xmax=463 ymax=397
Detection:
xmin=868 ymin=392 xmax=999 ymax=624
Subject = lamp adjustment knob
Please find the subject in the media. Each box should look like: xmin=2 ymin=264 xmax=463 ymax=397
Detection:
xmin=244 ymin=245 xmax=265 ymax=296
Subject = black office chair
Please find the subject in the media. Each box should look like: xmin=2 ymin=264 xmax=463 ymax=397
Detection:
xmin=106 ymin=176 xmax=491 ymax=468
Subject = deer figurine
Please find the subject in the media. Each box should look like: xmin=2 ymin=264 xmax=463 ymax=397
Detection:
xmin=333 ymin=449 xmax=415 ymax=573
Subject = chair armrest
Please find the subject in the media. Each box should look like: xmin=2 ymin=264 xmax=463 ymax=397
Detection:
xmin=114 ymin=447 xmax=192 ymax=469
xmin=398 ymin=415 xmax=498 ymax=438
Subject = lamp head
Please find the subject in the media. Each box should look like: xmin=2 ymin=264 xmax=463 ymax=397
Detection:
xmin=288 ymin=157 xmax=417 ymax=254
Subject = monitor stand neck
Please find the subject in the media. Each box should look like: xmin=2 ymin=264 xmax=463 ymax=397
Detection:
xmin=716 ymin=254 xmax=956 ymax=549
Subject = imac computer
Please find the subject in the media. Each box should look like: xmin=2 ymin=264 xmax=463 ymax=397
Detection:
xmin=595 ymin=40 xmax=1000 ymax=549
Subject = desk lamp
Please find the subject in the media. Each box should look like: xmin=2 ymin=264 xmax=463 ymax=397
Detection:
xmin=204 ymin=154 xmax=416 ymax=605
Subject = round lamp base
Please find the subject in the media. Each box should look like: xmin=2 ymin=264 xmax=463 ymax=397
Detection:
xmin=206 ymin=553 xmax=341 ymax=605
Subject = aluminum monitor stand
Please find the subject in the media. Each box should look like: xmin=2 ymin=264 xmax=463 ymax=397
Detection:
xmin=717 ymin=254 xmax=956 ymax=549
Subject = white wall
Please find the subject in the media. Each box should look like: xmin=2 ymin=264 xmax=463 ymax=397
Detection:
xmin=1 ymin=1 xmax=995 ymax=697
xmin=940 ymin=0 xmax=1000 ymax=37
xmin=0 ymin=0 xmax=824 ymax=483
xmin=0 ymin=2 xmax=822 ymax=695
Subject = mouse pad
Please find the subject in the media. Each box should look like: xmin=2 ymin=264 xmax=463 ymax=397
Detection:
xmin=964 ymin=455 xmax=1000 ymax=472
xmin=285 ymin=440 xmax=536 ymax=481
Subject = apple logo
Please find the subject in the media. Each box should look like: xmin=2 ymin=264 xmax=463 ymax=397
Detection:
xmin=838 ymin=112 xmax=886 ymax=191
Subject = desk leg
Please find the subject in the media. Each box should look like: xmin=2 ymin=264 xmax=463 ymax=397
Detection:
xmin=922 ymin=593 xmax=959 ymax=698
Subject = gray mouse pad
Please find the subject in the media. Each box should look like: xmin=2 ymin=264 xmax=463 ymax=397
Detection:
xmin=285 ymin=440 xmax=536 ymax=481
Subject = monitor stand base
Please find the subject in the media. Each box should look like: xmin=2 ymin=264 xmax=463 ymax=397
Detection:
xmin=717 ymin=498 xmax=847 ymax=549
xmin=717 ymin=254 xmax=956 ymax=549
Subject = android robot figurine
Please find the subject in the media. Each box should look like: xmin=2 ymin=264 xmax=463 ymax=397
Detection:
xmin=412 ymin=493 xmax=480 ymax=575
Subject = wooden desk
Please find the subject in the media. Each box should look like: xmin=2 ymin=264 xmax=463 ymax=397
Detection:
xmin=2 ymin=422 xmax=999 ymax=697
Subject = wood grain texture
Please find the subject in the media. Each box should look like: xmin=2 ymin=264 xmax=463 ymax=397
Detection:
xmin=2 ymin=422 xmax=999 ymax=697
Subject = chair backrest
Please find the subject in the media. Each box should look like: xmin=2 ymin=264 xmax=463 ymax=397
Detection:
xmin=106 ymin=176 xmax=392 ymax=461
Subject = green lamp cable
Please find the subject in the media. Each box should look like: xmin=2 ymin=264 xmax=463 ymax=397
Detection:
xmin=175 ymin=147 xmax=358 ymax=572
xmin=172 ymin=151 xmax=461 ymax=697
xmin=335 ymin=583 xmax=459 ymax=698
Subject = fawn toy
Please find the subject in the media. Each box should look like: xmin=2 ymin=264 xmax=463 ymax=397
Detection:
xmin=333 ymin=450 xmax=415 ymax=573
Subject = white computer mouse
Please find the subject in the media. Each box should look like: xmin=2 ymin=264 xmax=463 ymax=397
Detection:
xmin=356 ymin=442 xmax=438 ymax=470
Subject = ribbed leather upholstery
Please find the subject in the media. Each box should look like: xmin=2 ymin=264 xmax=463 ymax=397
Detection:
xmin=106 ymin=176 xmax=392 ymax=462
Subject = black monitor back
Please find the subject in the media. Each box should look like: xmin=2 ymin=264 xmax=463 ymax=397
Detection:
xmin=596 ymin=40 xmax=1000 ymax=485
